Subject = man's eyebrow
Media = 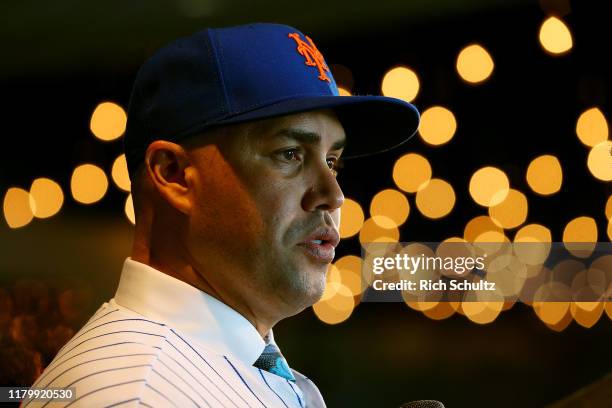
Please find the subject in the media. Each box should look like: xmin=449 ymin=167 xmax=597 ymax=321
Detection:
xmin=274 ymin=128 xmax=346 ymax=151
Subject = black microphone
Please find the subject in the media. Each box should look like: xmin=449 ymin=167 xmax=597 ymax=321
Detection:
xmin=399 ymin=400 xmax=445 ymax=408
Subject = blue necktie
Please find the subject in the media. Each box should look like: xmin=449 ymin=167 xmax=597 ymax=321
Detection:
xmin=253 ymin=342 xmax=296 ymax=382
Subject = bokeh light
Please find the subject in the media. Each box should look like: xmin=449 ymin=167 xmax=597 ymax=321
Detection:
xmin=464 ymin=215 xmax=503 ymax=242
xmin=339 ymin=198 xmax=365 ymax=238
xmin=534 ymin=301 xmax=570 ymax=326
xmin=563 ymin=216 xmax=597 ymax=258
xmin=587 ymin=141 xmax=612 ymax=181
xmin=514 ymin=224 xmax=552 ymax=266
xmin=393 ymin=153 xmax=432 ymax=193
xmin=125 ymin=194 xmax=135 ymax=225
xmin=456 ymin=43 xmax=495 ymax=84
xmin=90 ymin=101 xmax=127 ymax=141
xmin=3 ymin=188 xmax=34 ymax=229
xmin=71 ymin=164 xmax=109 ymax=205
xmin=359 ymin=217 xmax=400 ymax=244
xmin=545 ymin=310 xmax=573 ymax=332
xmin=489 ymin=189 xmax=528 ymax=229
xmin=538 ymin=16 xmax=573 ymax=55
xmin=29 ymin=178 xmax=64 ymax=219
xmin=469 ymin=166 xmax=510 ymax=207
xmin=422 ymin=301 xmax=458 ymax=320
xmin=334 ymin=255 xmax=363 ymax=297
xmin=526 ymin=155 xmax=562 ymax=195
xmin=325 ymin=264 xmax=342 ymax=288
xmin=370 ymin=189 xmax=410 ymax=228
xmin=570 ymin=300 xmax=604 ymax=329
xmin=576 ymin=107 xmax=608 ymax=147
xmin=418 ymin=106 xmax=457 ymax=146
xmin=312 ymin=282 xmax=355 ymax=324
xmin=415 ymin=178 xmax=455 ymax=219
xmin=381 ymin=66 xmax=420 ymax=102
xmin=563 ymin=216 xmax=597 ymax=242
xmin=111 ymin=154 xmax=131 ymax=192
xmin=514 ymin=223 xmax=552 ymax=243
xmin=605 ymin=195 xmax=612 ymax=221
xmin=462 ymin=288 xmax=505 ymax=324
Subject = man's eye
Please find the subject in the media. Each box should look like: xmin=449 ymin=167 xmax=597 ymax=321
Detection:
xmin=277 ymin=148 xmax=303 ymax=163
xmin=327 ymin=157 xmax=341 ymax=177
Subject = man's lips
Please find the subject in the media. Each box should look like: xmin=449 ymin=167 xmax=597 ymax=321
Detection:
xmin=297 ymin=227 xmax=340 ymax=263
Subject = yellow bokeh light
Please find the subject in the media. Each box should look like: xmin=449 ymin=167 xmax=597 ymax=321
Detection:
xmin=605 ymin=195 xmax=612 ymax=221
xmin=563 ymin=216 xmax=597 ymax=242
xmin=326 ymin=263 xmax=342 ymax=286
xmin=370 ymin=189 xmax=410 ymax=228
xmin=418 ymin=106 xmax=457 ymax=146
xmin=570 ymin=301 xmax=604 ymax=329
xmin=464 ymin=216 xmax=503 ymax=242
xmin=415 ymin=178 xmax=455 ymax=219
xmin=392 ymin=153 xmax=432 ymax=193
xmin=456 ymin=43 xmax=495 ymax=84
xmin=469 ymin=166 xmax=510 ymax=207
xmin=576 ymin=107 xmax=609 ymax=147
xmin=473 ymin=231 xmax=508 ymax=258
xmin=381 ymin=66 xmax=420 ymax=103
xmin=526 ymin=155 xmax=562 ymax=195
xmin=422 ymin=301 xmax=458 ymax=320
xmin=514 ymin=224 xmax=552 ymax=266
xmin=71 ymin=164 xmax=109 ymax=205
xmin=90 ymin=101 xmax=127 ymax=141
xmin=125 ymin=194 xmax=135 ymax=225
xmin=29 ymin=178 xmax=64 ymax=219
xmin=3 ymin=187 xmax=34 ymax=229
xmin=312 ymin=282 xmax=355 ymax=325
xmin=563 ymin=216 xmax=597 ymax=258
xmin=339 ymin=198 xmax=364 ymax=238
xmin=463 ymin=302 xmax=504 ymax=324
xmin=338 ymin=87 xmax=352 ymax=96
xmin=359 ymin=217 xmax=400 ymax=244
xmin=545 ymin=310 xmax=573 ymax=332
xmin=489 ymin=189 xmax=528 ymax=229
xmin=514 ymin=223 xmax=552 ymax=243
xmin=587 ymin=141 xmax=612 ymax=181
xmin=538 ymin=16 xmax=573 ymax=55
xmin=534 ymin=301 xmax=570 ymax=326
xmin=334 ymin=255 xmax=363 ymax=296
xmin=111 ymin=154 xmax=131 ymax=192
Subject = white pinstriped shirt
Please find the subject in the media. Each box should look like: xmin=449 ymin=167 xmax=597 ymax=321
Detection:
xmin=25 ymin=259 xmax=323 ymax=408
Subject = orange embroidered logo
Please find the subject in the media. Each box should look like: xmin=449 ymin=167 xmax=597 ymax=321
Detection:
xmin=288 ymin=33 xmax=331 ymax=83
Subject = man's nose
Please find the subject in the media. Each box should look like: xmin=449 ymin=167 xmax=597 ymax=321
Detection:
xmin=301 ymin=161 xmax=345 ymax=213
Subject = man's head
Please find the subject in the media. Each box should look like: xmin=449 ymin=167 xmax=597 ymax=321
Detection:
xmin=132 ymin=108 xmax=345 ymax=323
xmin=124 ymin=23 xmax=419 ymax=331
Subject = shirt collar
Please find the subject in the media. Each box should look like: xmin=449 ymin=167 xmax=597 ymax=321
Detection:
xmin=114 ymin=258 xmax=267 ymax=366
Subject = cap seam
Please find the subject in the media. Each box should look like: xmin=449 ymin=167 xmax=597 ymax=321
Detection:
xmin=207 ymin=29 xmax=231 ymax=115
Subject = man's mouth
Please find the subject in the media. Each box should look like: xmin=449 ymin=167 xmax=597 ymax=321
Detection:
xmin=297 ymin=227 xmax=340 ymax=263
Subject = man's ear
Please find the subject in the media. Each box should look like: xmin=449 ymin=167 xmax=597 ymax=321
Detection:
xmin=144 ymin=140 xmax=193 ymax=215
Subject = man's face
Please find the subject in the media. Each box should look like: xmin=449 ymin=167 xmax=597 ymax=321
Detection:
xmin=185 ymin=109 xmax=346 ymax=317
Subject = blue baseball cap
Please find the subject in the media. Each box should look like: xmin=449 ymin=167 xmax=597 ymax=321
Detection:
xmin=124 ymin=23 xmax=420 ymax=176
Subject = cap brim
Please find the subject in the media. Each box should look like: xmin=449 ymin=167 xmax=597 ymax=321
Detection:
xmin=211 ymin=95 xmax=420 ymax=159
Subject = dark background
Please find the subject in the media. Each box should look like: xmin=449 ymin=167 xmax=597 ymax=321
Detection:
xmin=1 ymin=0 xmax=610 ymax=407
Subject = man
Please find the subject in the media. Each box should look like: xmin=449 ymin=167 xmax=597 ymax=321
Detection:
xmin=26 ymin=23 xmax=419 ymax=407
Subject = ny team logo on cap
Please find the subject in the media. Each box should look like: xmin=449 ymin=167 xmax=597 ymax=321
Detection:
xmin=288 ymin=32 xmax=331 ymax=83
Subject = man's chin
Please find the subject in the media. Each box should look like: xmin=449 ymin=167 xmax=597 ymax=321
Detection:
xmin=276 ymin=274 xmax=326 ymax=313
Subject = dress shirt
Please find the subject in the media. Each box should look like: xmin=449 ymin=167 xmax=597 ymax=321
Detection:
xmin=25 ymin=258 xmax=325 ymax=407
